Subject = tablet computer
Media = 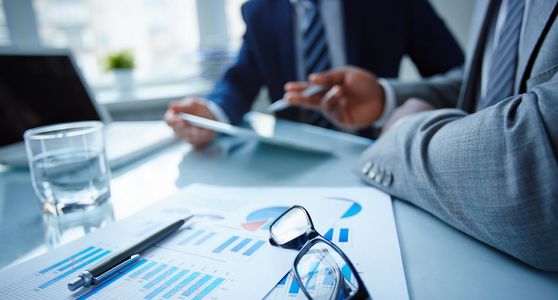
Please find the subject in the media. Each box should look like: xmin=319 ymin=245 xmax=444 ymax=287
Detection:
xmin=178 ymin=113 xmax=333 ymax=154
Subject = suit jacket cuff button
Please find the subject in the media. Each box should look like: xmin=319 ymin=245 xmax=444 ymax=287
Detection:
xmin=381 ymin=172 xmax=393 ymax=187
xmin=361 ymin=161 xmax=373 ymax=175
xmin=366 ymin=164 xmax=378 ymax=179
xmin=375 ymin=167 xmax=386 ymax=182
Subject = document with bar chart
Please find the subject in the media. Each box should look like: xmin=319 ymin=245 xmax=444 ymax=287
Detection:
xmin=0 ymin=185 xmax=353 ymax=299
xmin=264 ymin=188 xmax=409 ymax=300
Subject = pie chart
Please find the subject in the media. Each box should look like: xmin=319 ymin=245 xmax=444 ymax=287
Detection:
xmin=241 ymin=206 xmax=289 ymax=232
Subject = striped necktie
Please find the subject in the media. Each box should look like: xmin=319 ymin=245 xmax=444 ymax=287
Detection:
xmin=302 ymin=0 xmax=332 ymax=77
xmin=478 ymin=0 xmax=525 ymax=110
xmin=299 ymin=0 xmax=332 ymax=125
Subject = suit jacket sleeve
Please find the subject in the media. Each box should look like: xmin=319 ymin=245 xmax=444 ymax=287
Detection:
xmin=388 ymin=66 xmax=464 ymax=108
xmin=405 ymin=0 xmax=465 ymax=77
xmin=359 ymin=72 xmax=558 ymax=271
xmin=205 ymin=4 xmax=263 ymax=125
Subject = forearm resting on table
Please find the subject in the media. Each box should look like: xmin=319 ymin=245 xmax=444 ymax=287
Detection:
xmin=358 ymin=83 xmax=558 ymax=271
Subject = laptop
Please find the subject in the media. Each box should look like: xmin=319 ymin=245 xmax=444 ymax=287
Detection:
xmin=0 ymin=49 xmax=176 ymax=168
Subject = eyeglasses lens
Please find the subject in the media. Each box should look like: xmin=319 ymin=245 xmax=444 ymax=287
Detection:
xmin=271 ymin=207 xmax=312 ymax=246
xmin=295 ymin=241 xmax=359 ymax=300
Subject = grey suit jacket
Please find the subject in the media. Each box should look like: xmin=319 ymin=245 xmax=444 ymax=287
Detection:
xmin=358 ymin=0 xmax=558 ymax=271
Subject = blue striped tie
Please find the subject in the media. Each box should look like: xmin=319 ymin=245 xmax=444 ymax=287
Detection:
xmin=479 ymin=0 xmax=525 ymax=110
xmin=299 ymin=0 xmax=332 ymax=125
xmin=302 ymin=0 xmax=331 ymax=77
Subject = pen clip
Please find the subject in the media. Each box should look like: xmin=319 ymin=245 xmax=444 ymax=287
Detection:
xmin=92 ymin=254 xmax=141 ymax=284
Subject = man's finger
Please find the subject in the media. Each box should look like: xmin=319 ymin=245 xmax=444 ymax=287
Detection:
xmin=309 ymin=68 xmax=349 ymax=86
xmin=284 ymin=82 xmax=311 ymax=92
xmin=175 ymin=125 xmax=215 ymax=145
xmin=197 ymin=129 xmax=215 ymax=143
xmin=321 ymin=86 xmax=343 ymax=112
xmin=192 ymin=127 xmax=214 ymax=139
xmin=171 ymin=103 xmax=194 ymax=114
xmin=284 ymin=92 xmax=322 ymax=108
xmin=183 ymin=129 xmax=213 ymax=148
xmin=170 ymin=98 xmax=207 ymax=114
xmin=164 ymin=109 xmax=176 ymax=125
xmin=177 ymin=126 xmax=197 ymax=142
xmin=320 ymin=86 xmax=355 ymax=127
xmin=166 ymin=117 xmax=184 ymax=129
xmin=165 ymin=111 xmax=190 ymax=129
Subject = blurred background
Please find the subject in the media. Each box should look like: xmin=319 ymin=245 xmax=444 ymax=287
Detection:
xmin=0 ymin=0 xmax=474 ymax=120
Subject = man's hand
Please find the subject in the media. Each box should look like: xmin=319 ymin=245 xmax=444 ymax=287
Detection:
xmin=284 ymin=66 xmax=386 ymax=129
xmin=164 ymin=98 xmax=217 ymax=148
xmin=382 ymin=98 xmax=435 ymax=134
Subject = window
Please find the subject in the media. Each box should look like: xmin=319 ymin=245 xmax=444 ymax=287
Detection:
xmin=32 ymin=0 xmax=247 ymax=89
xmin=0 ymin=0 xmax=9 ymax=46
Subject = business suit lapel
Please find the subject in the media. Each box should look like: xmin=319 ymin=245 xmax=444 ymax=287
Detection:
xmin=274 ymin=0 xmax=296 ymax=82
xmin=516 ymin=0 xmax=558 ymax=92
xmin=458 ymin=0 xmax=494 ymax=111
xmin=342 ymin=0 xmax=361 ymax=66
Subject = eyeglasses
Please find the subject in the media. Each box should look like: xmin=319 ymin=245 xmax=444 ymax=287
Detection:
xmin=269 ymin=205 xmax=371 ymax=300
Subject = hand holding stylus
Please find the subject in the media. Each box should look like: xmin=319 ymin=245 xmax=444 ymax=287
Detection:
xmin=164 ymin=98 xmax=217 ymax=148
xmin=283 ymin=67 xmax=386 ymax=129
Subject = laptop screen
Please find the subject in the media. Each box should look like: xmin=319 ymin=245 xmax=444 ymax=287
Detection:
xmin=0 ymin=54 xmax=101 ymax=147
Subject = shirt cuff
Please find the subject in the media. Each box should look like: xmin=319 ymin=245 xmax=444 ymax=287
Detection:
xmin=374 ymin=78 xmax=397 ymax=127
xmin=203 ymin=99 xmax=230 ymax=124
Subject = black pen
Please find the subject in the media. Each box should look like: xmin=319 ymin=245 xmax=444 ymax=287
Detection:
xmin=67 ymin=215 xmax=194 ymax=291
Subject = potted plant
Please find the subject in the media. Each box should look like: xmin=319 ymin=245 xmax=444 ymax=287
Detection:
xmin=104 ymin=50 xmax=135 ymax=91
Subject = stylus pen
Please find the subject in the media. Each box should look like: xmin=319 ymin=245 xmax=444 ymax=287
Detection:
xmin=67 ymin=215 xmax=194 ymax=292
xmin=266 ymin=84 xmax=326 ymax=113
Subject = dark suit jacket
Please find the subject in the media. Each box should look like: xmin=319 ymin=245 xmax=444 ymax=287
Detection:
xmin=206 ymin=0 xmax=465 ymax=128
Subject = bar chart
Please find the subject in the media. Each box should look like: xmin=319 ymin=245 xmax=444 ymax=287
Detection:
xmin=323 ymin=228 xmax=350 ymax=243
xmin=37 ymin=246 xmax=112 ymax=290
xmin=1 ymin=244 xmax=228 ymax=300
xmin=212 ymin=236 xmax=266 ymax=256
xmin=73 ymin=257 xmax=228 ymax=300
xmin=169 ymin=226 xmax=268 ymax=258
xmin=274 ymin=273 xmax=301 ymax=296
xmin=26 ymin=245 xmax=230 ymax=300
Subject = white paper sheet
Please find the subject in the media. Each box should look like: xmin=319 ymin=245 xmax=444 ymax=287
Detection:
xmin=264 ymin=188 xmax=409 ymax=300
xmin=0 ymin=185 xmax=352 ymax=299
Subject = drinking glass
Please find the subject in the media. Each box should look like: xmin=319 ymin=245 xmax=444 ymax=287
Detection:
xmin=24 ymin=121 xmax=111 ymax=215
